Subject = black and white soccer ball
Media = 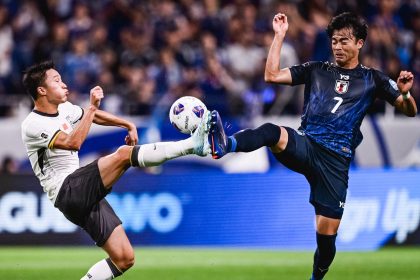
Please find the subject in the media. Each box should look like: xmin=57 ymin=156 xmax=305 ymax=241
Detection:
xmin=169 ymin=96 xmax=207 ymax=134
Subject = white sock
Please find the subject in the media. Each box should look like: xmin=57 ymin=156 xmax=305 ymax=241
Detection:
xmin=137 ymin=138 xmax=194 ymax=167
xmin=80 ymin=259 xmax=114 ymax=280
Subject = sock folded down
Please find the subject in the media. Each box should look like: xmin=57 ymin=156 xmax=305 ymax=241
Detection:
xmin=80 ymin=258 xmax=117 ymax=280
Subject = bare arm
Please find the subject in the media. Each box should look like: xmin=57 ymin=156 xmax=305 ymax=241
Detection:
xmin=393 ymin=71 xmax=417 ymax=117
xmin=51 ymin=86 xmax=104 ymax=151
xmin=93 ymin=109 xmax=138 ymax=145
xmin=264 ymin=13 xmax=293 ymax=85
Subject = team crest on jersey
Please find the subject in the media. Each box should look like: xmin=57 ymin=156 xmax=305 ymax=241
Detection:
xmin=60 ymin=120 xmax=73 ymax=134
xmin=335 ymin=80 xmax=349 ymax=94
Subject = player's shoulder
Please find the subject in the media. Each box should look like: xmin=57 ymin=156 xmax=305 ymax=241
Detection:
xmin=21 ymin=111 xmax=45 ymax=137
xmin=58 ymin=101 xmax=74 ymax=112
xmin=300 ymin=61 xmax=326 ymax=68
xmin=21 ymin=108 xmax=59 ymax=132
xmin=309 ymin=61 xmax=339 ymax=72
xmin=21 ymin=111 xmax=40 ymax=129
xmin=361 ymin=65 xmax=392 ymax=83
xmin=291 ymin=61 xmax=325 ymax=73
xmin=358 ymin=64 xmax=387 ymax=77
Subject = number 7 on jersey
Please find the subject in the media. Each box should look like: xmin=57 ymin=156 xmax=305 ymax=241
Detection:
xmin=331 ymin=97 xmax=343 ymax=113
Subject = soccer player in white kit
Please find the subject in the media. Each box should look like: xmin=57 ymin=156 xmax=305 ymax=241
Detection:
xmin=21 ymin=61 xmax=212 ymax=279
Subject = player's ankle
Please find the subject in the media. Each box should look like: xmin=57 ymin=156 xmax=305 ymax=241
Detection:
xmin=227 ymin=136 xmax=236 ymax=153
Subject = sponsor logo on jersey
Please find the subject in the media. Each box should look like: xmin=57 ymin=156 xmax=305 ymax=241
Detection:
xmin=335 ymin=80 xmax=349 ymax=94
xmin=340 ymin=74 xmax=350 ymax=80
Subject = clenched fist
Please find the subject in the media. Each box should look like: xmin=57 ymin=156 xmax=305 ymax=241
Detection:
xmin=273 ymin=13 xmax=289 ymax=38
xmin=90 ymin=86 xmax=104 ymax=108
xmin=397 ymin=71 xmax=414 ymax=94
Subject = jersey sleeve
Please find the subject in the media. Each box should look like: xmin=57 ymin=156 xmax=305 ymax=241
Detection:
xmin=23 ymin=119 xmax=61 ymax=149
xmin=373 ymin=70 xmax=400 ymax=105
xmin=58 ymin=101 xmax=84 ymax=124
xmin=289 ymin=61 xmax=319 ymax=86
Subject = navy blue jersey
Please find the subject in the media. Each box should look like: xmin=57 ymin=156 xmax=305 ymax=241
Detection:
xmin=290 ymin=61 xmax=400 ymax=157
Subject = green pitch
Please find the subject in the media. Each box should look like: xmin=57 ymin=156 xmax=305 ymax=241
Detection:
xmin=0 ymin=246 xmax=419 ymax=280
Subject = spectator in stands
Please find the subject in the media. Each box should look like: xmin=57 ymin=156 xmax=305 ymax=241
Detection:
xmin=0 ymin=1 xmax=417 ymax=118
xmin=0 ymin=155 xmax=18 ymax=174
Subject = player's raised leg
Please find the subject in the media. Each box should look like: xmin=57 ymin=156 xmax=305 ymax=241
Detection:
xmin=209 ymin=110 xmax=288 ymax=159
xmin=98 ymin=110 xmax=212 ymax=188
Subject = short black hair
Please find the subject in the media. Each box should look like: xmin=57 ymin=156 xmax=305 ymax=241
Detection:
xmin=326 ymin=12 xmax=368 ymax=41
xmin=22 ymin=60 xmax=55 ymax=101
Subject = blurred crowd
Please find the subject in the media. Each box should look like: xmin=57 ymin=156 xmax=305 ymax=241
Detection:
xmin=0 ymin=0 xmax=419 ymax=118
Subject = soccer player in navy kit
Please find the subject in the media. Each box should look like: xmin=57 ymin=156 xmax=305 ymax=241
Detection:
xmin=208 ymin=12 xmax=417 ymax=279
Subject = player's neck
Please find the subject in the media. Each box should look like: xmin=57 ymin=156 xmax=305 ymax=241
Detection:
xmin=33 ymin=99 xmax=59 ymax=115
xmin=335 ymin=59 xmax=359 ymax=70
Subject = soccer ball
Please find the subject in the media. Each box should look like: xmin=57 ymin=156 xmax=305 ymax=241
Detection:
xmin=169 ymin=96 xmax=207 ymax=134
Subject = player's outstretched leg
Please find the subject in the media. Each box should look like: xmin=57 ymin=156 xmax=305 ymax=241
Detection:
xmin=130 ymin=111 xmax=211 ymax=167
xmin=209 ymin=110 xmax=281 ymax=159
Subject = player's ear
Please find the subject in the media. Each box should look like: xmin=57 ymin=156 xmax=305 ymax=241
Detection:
xmin=37 ymin=86 xmax=47 ymax=97
xmin=356 ymin=39 xmax=364 ymax=50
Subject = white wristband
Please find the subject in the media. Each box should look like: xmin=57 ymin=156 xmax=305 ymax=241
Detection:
xmin=402 ymin=91 xmax=411 ymax=100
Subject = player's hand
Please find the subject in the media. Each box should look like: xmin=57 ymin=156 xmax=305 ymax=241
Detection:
xmin=90 ymin=86 xmax=104 ymax=108
xmin=125 ymin=123 xmax=138 ymax=146
xmin=272 ymin=13 xmax=288 ymax=37
xmin=397 ymin=71 xmax=413 ymax=94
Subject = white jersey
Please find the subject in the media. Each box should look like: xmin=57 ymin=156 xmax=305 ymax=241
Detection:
xmin=21 ymin=101 xmax=84 ymax=203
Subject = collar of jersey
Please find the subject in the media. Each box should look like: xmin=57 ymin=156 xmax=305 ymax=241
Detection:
xmin=33 ymin=110 xmax=59 ymax=117
xmin=334 ymin=63 xmax=362 ymax=72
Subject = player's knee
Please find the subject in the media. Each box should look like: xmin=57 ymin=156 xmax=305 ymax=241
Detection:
xmin=114 ymin=145 xmax=132 ymax=165
xmin=262 ymin=124 xmax=286 ymax=152
xmin=114 ymin=250 xmax=135 ymax=271
xmin=121 ymin=254 xmax=135 ymax=271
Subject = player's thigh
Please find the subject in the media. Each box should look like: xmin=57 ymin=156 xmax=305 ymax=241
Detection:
xmin=308 ymin=145 xmax=350 ymax=219
xmin=316 ymin=215 xmax=341 ymax=235
xmin=271 ymin=127 xmax=310 ymax=174
xmin=98 ymin=145 xmax=133 ymax=188
xmin=270 ymin=126 xmax=289 ymax=152
xmin=102 ymin=225 xmax=135 ymax=269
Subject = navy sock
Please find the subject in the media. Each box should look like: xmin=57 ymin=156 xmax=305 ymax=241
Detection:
xmin=312 ymin=233 xmax=337 ymax=280
xmin=227 ymin=123 xmax=281 ymax=153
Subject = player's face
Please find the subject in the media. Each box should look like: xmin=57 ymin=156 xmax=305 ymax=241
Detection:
xmin=331 ymin=28 xmax=363 ymax=68
xmin=42 ymin=69 xmax=69 ymax=104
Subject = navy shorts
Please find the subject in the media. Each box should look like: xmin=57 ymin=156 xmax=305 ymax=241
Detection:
xmin=54 ymin=160 xmax=122 ymax=246
xmin=274 ymin=127 xmax=351 ymax=219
